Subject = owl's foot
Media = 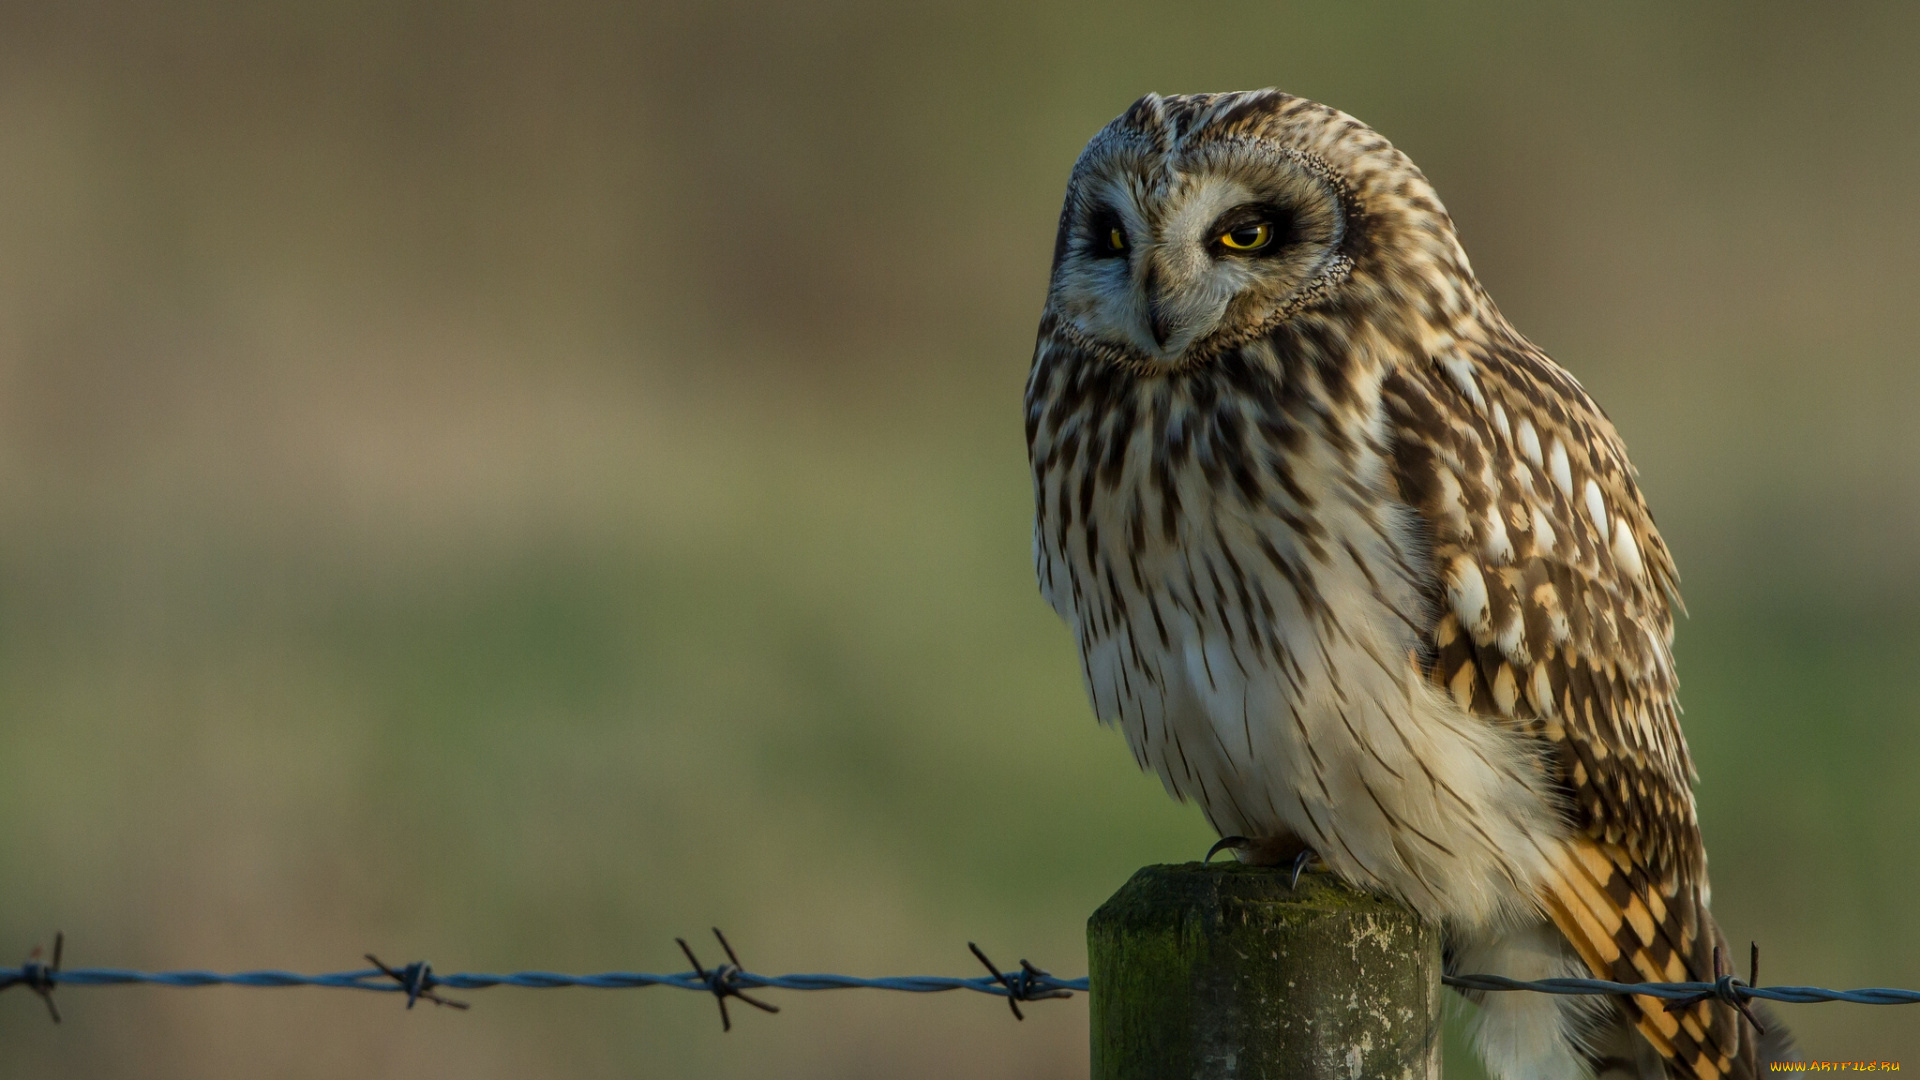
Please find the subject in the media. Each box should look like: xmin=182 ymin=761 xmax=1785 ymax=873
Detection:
xmin=1204 ymin=835 xmax=1322 ymax=885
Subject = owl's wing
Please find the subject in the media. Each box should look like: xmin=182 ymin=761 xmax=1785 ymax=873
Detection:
xmin=1381 ymin=336 xmax=1750 ymax=1080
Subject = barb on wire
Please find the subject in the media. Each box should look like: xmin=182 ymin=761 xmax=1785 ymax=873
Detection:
xmin=1656 ymin=943 xmax=1767 ymax=1035
xmin=967 ymin=942 xmax=1073 ymax=1021
xmin=0 ymin=932 xmax=64 ymax=1023
xmin=364 ymin=955 xmax=468 ymax=1011
xmin=677 ymin=929 xmax=778 ymax=1031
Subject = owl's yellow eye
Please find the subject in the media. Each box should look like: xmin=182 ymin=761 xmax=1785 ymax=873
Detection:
xmin=1216 ymin=223 xmax=1273 ymax=251
xmin=1089 ymin=211 xmax=1130 ymax=258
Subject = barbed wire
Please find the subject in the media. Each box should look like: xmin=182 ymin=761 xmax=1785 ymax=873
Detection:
xmin=5 ymin=930 xmax=1918 ymax=1033
xmin=1444 ymin=973 xmax=1920 ymax=1006
xmin=1447 ymin=942 xmax=1918 ymax=1037
xmin=0 ymin=930 xmax=1086 ymax=1029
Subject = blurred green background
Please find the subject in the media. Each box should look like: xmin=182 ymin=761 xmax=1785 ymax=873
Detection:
xmin=3 ymin=2 xmax=1919 ymax=1076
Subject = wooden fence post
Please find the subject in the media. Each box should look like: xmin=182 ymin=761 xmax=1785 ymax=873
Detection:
xmin=1088 ymin=862 xmax=1443 ymax=1080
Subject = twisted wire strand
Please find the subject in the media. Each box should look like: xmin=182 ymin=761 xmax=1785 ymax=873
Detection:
xmin=0 ymin=930 xmax=1094 ymax=1028
xmin=9 ymin=967 xmax=1920 ymax=1005
xmin=0 ymin=965 xmax=1089 ymax=996
xmin=9 ymin=942 xmax=1920 ymax=1020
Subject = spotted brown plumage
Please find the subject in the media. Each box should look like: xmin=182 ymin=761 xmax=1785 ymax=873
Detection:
xmin=1385 ymin=338 xmax=1747 ymax=1077
xmin=1026 ymin=90 xmax=1791 ymax=1079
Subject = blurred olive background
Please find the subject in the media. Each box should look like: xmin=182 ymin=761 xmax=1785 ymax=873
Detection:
xmin=2 ymin=2 xmax=1919 ymax=1076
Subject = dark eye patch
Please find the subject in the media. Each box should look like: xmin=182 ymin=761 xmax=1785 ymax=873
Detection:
xmin=1087 ymin=208 xmax=1129 ymax=258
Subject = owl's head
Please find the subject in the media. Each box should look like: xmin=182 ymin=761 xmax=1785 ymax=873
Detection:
xmin=1044 ymin=90 xmax=1475 ymax=373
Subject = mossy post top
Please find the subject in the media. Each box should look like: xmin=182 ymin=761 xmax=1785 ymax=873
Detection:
xmin=1088 ymin=862 xmax=1443 ymax=1080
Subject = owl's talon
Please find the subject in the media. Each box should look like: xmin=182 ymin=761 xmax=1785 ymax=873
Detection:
xmin=1205 ymin=836 xmax=1251 ymax=863
xmin=1289 ymin=848 xmax=1320 ymax=889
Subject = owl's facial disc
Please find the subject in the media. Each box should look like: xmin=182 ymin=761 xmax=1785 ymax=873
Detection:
xmin=1050 ymin=144 xmax=1345 ymax=372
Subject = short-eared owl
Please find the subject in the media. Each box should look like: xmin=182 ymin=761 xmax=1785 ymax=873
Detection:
xmin=1025 ymin=91 xmax=1792 ymax=1079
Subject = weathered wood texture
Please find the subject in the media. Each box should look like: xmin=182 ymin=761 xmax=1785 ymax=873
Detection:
xmin=1089 ymin=862 xmax=1442 ymax=1080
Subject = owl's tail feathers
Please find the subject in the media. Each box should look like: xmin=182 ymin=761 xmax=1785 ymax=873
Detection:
xmin=1539 ymin=838 xmax=1797 ymax=1080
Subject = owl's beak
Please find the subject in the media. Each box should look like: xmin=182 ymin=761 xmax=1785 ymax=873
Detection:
xmin=1136 ymin=250 xmax=1225 ymax=361
xmin=1142 ymin=264 xmax=1176 ymax=348
xmin=1147 ymin=305 xmax=1175 ymax=349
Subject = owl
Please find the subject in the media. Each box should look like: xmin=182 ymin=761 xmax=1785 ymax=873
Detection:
xmin=1025 ymin=91 xmax=1794 ymax=1079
